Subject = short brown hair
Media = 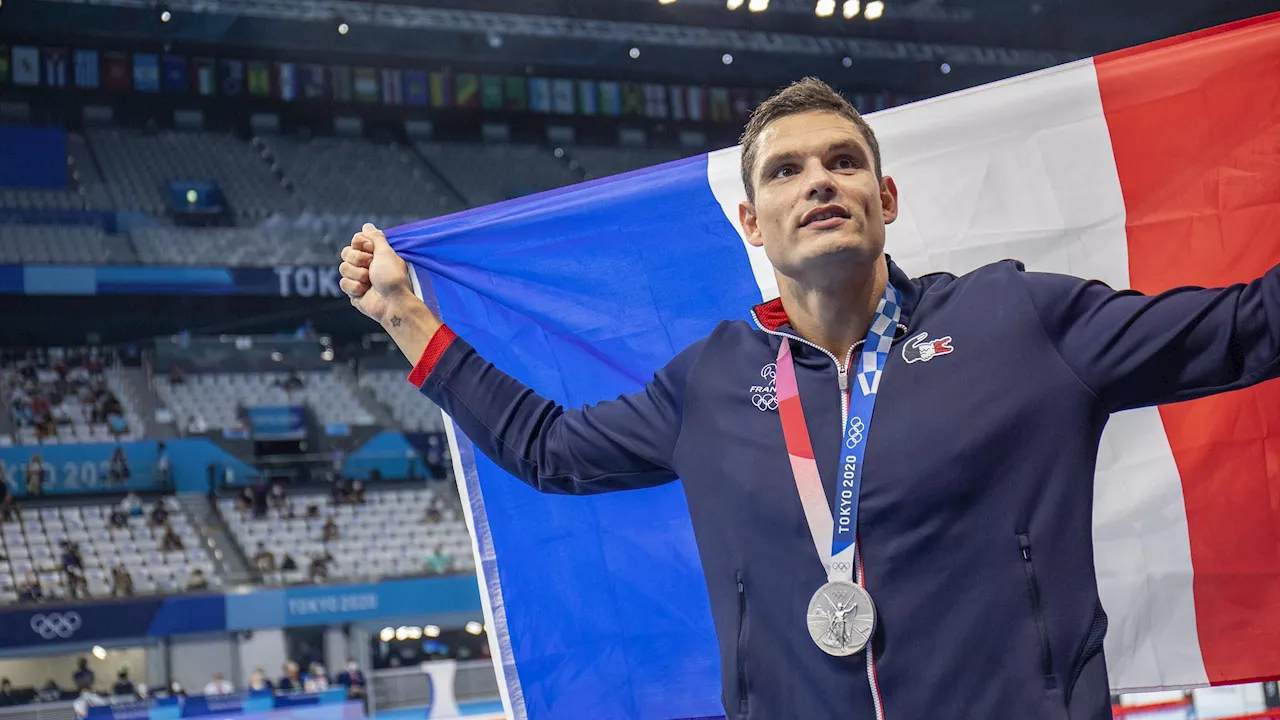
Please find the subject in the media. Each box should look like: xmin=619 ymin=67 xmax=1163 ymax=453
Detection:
xmin=739 ymin=77 xmax=883 ymax=203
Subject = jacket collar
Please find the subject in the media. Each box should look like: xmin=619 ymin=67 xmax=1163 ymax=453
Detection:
xmin=750 ymin=255 xmax=919 ymax=334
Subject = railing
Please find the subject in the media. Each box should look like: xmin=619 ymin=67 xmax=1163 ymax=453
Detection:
xmin=0 ymin=700 xmax=76 ymax=720
xmin=368 ymin=660 xmax=500 ymax=716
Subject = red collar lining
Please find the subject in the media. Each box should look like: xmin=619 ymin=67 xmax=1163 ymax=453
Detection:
xmin=752 ymin=297 xmax=790 ymax=331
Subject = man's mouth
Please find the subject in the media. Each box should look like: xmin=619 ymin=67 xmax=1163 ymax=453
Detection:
xmin=800 ymin=205 xmax=852 ymax=228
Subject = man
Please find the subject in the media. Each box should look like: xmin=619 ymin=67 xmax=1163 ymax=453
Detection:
xmin=201 ymin=673 xmax=233 ymax=696
xmin=338 ymin=78 xmax=1280 ymax=719
xmin=71 ymin=659 xmax=93 ymax=693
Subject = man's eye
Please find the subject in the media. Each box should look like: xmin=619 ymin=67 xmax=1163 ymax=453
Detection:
xmin=773 ymin=166 xmax=795 ymax=179
xmin=835 ymin=156 xmax=858 ymax=169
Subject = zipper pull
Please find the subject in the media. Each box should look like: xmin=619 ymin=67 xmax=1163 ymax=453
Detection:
xmin=837 ymin=367 xmax=849 ymax=392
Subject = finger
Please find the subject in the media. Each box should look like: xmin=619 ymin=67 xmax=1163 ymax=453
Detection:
xmin=339 ymin=263 xmax=370 ymax=285
xmin=362 ymin=223 xmax=394 ymax=252
xmin=351 ymin=235 xmax=375 ymax=253
xmin=341 ymin=246 xmax=373 ymax=268
xmin=340 ymin=278 xmax=369 ymax=297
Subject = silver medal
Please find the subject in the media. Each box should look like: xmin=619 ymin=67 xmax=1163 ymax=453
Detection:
xmin=806 ymin=580 xmax=876 ymax=656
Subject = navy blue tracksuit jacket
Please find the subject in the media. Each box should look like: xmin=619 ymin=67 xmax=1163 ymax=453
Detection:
xmin=412 ymin=257 xmax=1280 ymax=720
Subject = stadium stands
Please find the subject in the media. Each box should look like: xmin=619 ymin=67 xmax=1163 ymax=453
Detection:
xmin=571 ymin=146 xmax=688 ymax=181
xmin=414 ymin=142 xmax=581 ymax=206
xmin=0 ymin=496 xmax=216 ymax=602
xmin=262 ymin=136 xmax=464 ymax=218
xmin=2 ymin=347 xmax=145 ymax=445
xmin=153 ymin=370 xmax=377 ymax=432
xmin=218 ymin=485 xmax=473 ymax=583
xmin=0 ymin=224 xmax=116 ymax=265
xmin=358 ymin=371 xmax=445 ymax=433
xmin=89 ymin=128 xmax=295 ymax=220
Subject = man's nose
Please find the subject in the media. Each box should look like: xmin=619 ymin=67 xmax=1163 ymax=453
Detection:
xmin=804 ymin=167 xmax=838 ymax=202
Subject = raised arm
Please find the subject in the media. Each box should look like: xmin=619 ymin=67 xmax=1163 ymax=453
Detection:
xmin=1018 ymin=263 xmax=1280 ymax=413
xmin=339 ymin=224 xmax=688 ymax=494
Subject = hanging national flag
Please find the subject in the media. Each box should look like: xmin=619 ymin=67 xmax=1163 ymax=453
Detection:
xmin=302 ymin=64 xmax=326 ymax=100
xmin=103 ymin=52 xmax=130 ymax=91
xmin=429 ymin=72 xmax=452 ymax=108
xmin=504 ymin=76 xmax=527 ymax=111
xmin=669 ymin=85 xmax=686 ymax=121
xmin=577 ymin=80 xmax=598 ymax=116
xmin=455 ymin=73 xmax=479 ymax=108
xmin=528 ymin=78 xmax=551 ymax=113
xmin=708 ymin=87 xmax=731 ymax=122
xmin=353 ymin=67 xmax=378 ymax=103
xmin=481 ymin=75 xmax=503 ymax=110
xmin=247 ymin=61 xmax=271 ymax=96
xmin=685 ymin=86 xmax=706 ymax=121
xmin=133 ymin=53 xmax=160 ymax=92
xmin=405 ymin=70 xmax=428 ymax=106
xmin=220 ymin=59 xmax=244 ymax=96
xmin=598 ymin=81 xmax=621 ymax=117
xmin=278 ymin=62 xmax=297 ymax=101
xmin=643 ymin=83 xmax=667 ymax=118
xmin=194 ymin=58 xmax=216 ymax=96
xmin=621 ymin=83 xmax=644 ymax=116
xmin=162 ymin=55 xmax=187 ymax=93
xmin=551 ymin=79 xmax=575 ymax=115
xmin=12 ymin=46 xmax=40 ymax=86
xmin=73 ymin=49 xmax=99 ymax=89
xmin=381 ymin=68 xmax=402 ymax=105
xmin=386 ymin=13 xmax=1280 ymax=719
xmin=42 ymin=48 xmax=68 ymax=88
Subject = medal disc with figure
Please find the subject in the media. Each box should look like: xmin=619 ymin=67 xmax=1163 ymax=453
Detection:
xmin=806 ymin=580 xmax=877 ymax=656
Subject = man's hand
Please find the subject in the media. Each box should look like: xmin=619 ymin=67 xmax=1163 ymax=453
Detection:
xmin=340 ymin=223 xmax=442 ymax=365
xmin=339 ymin=223 xmax=414 ymax=325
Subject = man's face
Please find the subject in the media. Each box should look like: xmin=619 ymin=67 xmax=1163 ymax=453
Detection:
xmin=739 ymin=111 xmax=897 ymax=281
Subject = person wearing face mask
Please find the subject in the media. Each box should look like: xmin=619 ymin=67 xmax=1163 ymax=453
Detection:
xmin=336 ymin=660 xmax=365 ymax=699
xmin=167 ymin=681 xmax=185 ymax=698
xmin=247 ymin=669 xmax=273 ymax=695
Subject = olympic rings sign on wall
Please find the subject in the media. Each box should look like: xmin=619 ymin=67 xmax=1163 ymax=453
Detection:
xmin=30 ymin=612 xmax=82 ymax=639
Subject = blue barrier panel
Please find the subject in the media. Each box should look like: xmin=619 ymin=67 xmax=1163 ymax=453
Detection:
xmin=225 ymin=575 xmax=482 ymax=629
xmin=0 ymin=594 xmax=224 ymax=648
xmin=0 ymin=439 xmax=257 ymax=496
xmin=0 ymin=265 xmax=350 ymax=297
xmin=0 ymin=126 xmax=67 ymax=188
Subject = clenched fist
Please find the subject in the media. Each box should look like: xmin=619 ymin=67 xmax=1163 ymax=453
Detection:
xmin=339 ymin=224 xmax=415 ymax=325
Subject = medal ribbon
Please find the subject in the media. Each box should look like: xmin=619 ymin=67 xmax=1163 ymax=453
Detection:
xmin=774 ymin=284 xmax=901 ymax=583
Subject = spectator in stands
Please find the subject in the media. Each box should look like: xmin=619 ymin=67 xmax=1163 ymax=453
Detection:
xmin=280 ymin=372 xmax=304 ymax=392
xmin=109 ymin=506 xmax=128 ymax=529
xmin=232 ymin=486 xmax=251 ymax=515
xmin=155 ymin=444 xmax=171 ymax=489
xmin=202 ymin=673 xmax=233 ymax=696
xmin=72 ymin=658 xmax=94 ymax=692
xmin=111 ymin=562 xmax=134 ymax=597
xmin=247 ymin=670 xmax=272 ymax=694
xmin=17 ymin=571 xmax=42 ymax=602
xmin=280 ymin=553 xmax=298 ymax=572
xmin=425 ymin=544 xmax=452 ymax=575
xmin=307 ymin=552 xmax=330 ymax=583
xmin=166 ymin=681 xmax=185 ymax=698
xmin=72 ymin=687 xmax=105 ymax=718
xmin=322 ymin=517 xmax=339 ymax=543
xmin=0 ymin=679 xmax=15 ymax=707
xmin=269 ymin=482 xmax=288 ymax=511
xmin=150 ymin=500 xmax=169 ymax=528
xmin=278 ymin=662 xmax=304 ymax=692
xmin=0 ymin=482 xmax=18 ymax=523
xmin=304 ymin=664 xmax=329 ymax=692
xmin=424 ymin=505 xmax=443 ymax=524
xmin=350 ymin=479 xmax=365 ymax=504
xmin=186 ymin=568 xmax=208 ymax=591
xmin=26 ymin=455 xmax=45 ymax=496
xmin=108 ymin=448 xmax=131 ymax=486
xmin=38 ymin=679 xmax=61 ymax=702
xmin=63 ymin=541 xmax=88 ymax=599
xmin=112 ymin=670 xmax=135 ymax=697
xmin=169 ymin=364 xmax=187 ymax=385
xmin=160 ymin=523 xmax=183 ymax=552
xmin=252 ymin=543 xmax=277 ymax=574
xmin=121 ymin=492 xmax=142 ymax=515
xmin=330 ymin=477 xmax=349 ymax=505
xmin=336 ymin=660 xmax=365 ymax=700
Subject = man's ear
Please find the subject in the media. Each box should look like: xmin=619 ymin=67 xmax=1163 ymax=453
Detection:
xmin=880 ymin=176 xmax=899 ymax=225
xmin=739 ymin=200 xmax=763 ymax=248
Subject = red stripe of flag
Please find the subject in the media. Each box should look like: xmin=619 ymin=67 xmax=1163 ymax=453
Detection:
xmin=1095 ymin=10 xmax=1280 ymax=684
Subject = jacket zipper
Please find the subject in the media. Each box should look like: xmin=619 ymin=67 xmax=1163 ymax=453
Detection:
xmin=1018 ymin=533 xmax=1057 ymax=689
xmin=751 ymin=310 xmax=890 ymax=720
xmin=736 ymin=570 xmax=748 ymax=716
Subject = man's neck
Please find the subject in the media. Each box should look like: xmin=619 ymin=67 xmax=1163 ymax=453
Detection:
xmin=777 ymin=254 xmax=888 ymax=364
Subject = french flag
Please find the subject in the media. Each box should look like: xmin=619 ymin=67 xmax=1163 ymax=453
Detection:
xmin=391 ymin=13 xmax=1280 ymax=719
